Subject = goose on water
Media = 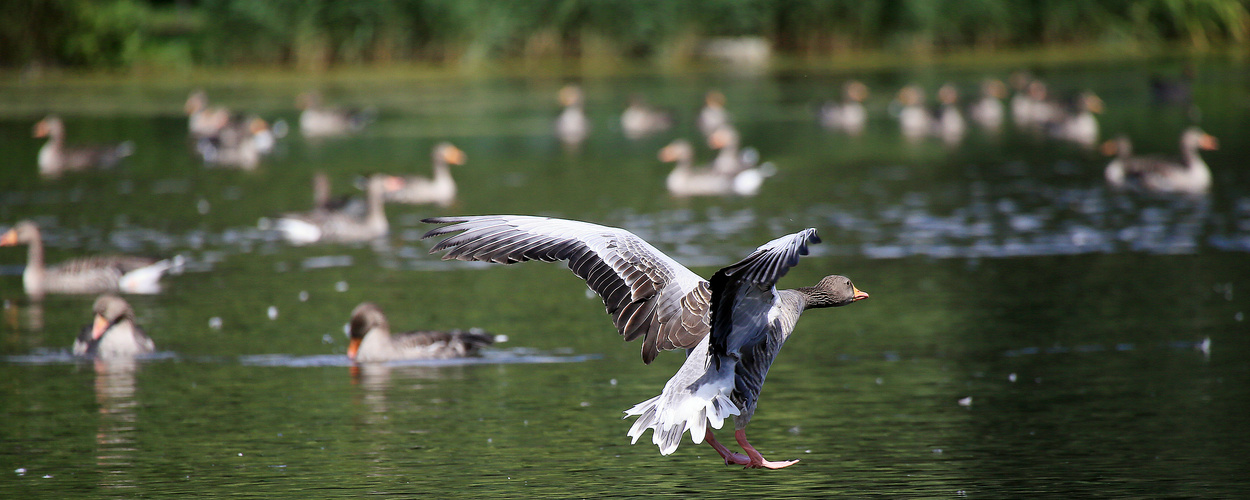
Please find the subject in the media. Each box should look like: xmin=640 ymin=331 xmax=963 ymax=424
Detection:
xmin=697 ymin=90 xmax=730 ymax=137
xmin=261 ymin=174 xmax=390 ymax=245
xmin=621 ymin=95 xmax=674 ymax=139
xmin=1 ymin=221 xmax=182 ymax=301
xmin=422 ymin=215 xmax=868 ymax=469
xmin=297 ymin=91 xmax=373 ymax=137
xmin=660 ymin=139 xmax=768 ymax=197
xmin=819 ymin=80 xmax=869 ymax=136
xmin=970 ymin=79 xmax=1007 ymax=131
xmin=33 ymin=116 xmax=133 ymax=177
xmin=1103 ymin=127 xmax=1217 ymax=195
xmin=382 ymin=142 xmax=466 ymax=207
xmin=555 ymin=85 xmax=589 ymax=145
xmin=75 ymin=294 xmax=155 ymax=359
xmin=347 ymin=302 xmax=495 ymax=363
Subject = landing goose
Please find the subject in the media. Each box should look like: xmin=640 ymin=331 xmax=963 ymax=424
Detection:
xmin=297 ymin=91 xmax=373 ymax=137
xmin=818 ymin=81 xmax=868 ymax=135
xmin=1103 ymin=127 xmax=1216 ymax=194
xmin=1 ymin=221 xmax=182 ymax=301
xmin=660 ymin=139 xmax=767 ymax=197
xmin=422 ymin=215 xmax=868 ymax=469
xmin=697 ymin=90 xmax=730 ymax=137
xmin=382 ymin=142 xmax=465 ymax=207
xmin=555 ymin=85 xmax=589 ymax=145
xmin=621 ymin=95 xmax=674 ymax=139
xmin=74 ymin=294 xmax=155 ymax=359
xmin=262 ymin=174 xmax=389 ymax=245
xmin=347 ymin=302 xmax=494 ymax=362
xmin=34 ymin=116 xmax=133 ymax=177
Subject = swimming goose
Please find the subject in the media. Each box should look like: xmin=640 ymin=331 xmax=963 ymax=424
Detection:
xmin=185 ymin=90 xmax=232 ymax=138
xmin=382 ymin=142 xmax=465 ymax=207
xmin=1103 ymin=127 xmax=1217 ymax=194
xmin=1045 ymin=92 xmax=1103 ymax=147
xmin=970 ymin=79 xmax=1007 ymax=131
xmin=74 ymin=294 xmax=155 ymax=359
xmin=33 ymin=116 xmax=133 ymax=177
xmin=1 ymin=221 xmax=182 ymax=301
xmin=698 ymin=90 xmax=731 ymax=137
xmin=297 ymin=91 xmax=373 ymax=137
xmin=196 ymin=117 xmax=270 ymax=169
xmin=661 ymin=139 xmax=767 ymax=197
xmin=818 ymin=80 xmax=868 ymax=135
xmin=311 ymin=172 xmax=366 ymax=217
xmin=895 ymin=86 xmax=931 ymax=140
xmin=1009 ymin=72 xmax=1035 ymax=128
xmin=621 ymin=95 xmax=674 ymax=139
xmin=555 ymin=85 xmax=590 ymax=145
xmin=347 ymin=302 xmax=494 ymax=363
xmin=933 ymin=83 xmax=966 ymax=144
xmin=262 ymin=174 xmax=389 ymax=245
xmin=708 ymin=126 xmax=760 ymax=175
xmin=422 ymin=215 xmax=868 ymax=469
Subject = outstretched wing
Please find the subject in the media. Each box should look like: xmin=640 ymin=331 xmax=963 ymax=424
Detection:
xmin=422 ymin=215 xmax=710 ymax=364
xmin=708 ymin=228 xmax=820 ymax=360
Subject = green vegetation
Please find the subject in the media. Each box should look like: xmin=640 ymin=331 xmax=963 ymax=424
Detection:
xmin=3 ymin=0 xmax=1248 ymax=70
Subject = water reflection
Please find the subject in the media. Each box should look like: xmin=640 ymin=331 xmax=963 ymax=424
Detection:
xmin=92 ymin=358 xmax=141 ymax=490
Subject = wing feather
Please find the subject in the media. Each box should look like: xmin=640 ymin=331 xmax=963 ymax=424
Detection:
xmin=423 ymin=215 xmax=711 ymax=364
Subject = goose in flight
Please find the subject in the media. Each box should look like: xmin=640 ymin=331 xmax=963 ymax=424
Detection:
xmin=422 ymin=215 xmax=868 ymax=469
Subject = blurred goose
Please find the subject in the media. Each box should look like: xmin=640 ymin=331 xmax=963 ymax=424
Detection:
xmin=185 ymin=90 xmax=232 ymax=137
xmin=196 ymin=117 xmax=270 ymax=169
xmin=708 ymin=126 xmax=758 ymax=175
xmin=262 ymin=174 xmax=389 ymax=245
xmin=74 ymin=294 xmax=155 ymax=359
xmin=933 ymin=83 xmax=966 ymax=144
xmin=621 ymin=95 xmax=674 ymax=139
xmin=1009 ymin=71 xmax=1035 ymax=128
xmin=661 ymin=139 xmax=768 ymax=197
xmin=422 ymin=216 xmax=868 ymax=469
xmin=1022 ymin=80 xmax=1061 ymax=126
xmin=297 ymin=91 xmax=373 ymax=137
xmin=970 ymin=79 xmax=1007 ymax=131
xmin=311 ymin=172 xmax=366 ymax=217
xmin=555 ymin=84 xmax=589 ymax=145
xmin=1103 ymin=127 xmax=1217 ymax=194
xmin=895 ymin=86 xmax=932 ymax=140
xmin=1045 ymin=92 xmax=1104 ymax=147
xmin=383 ymin=142 xmax=465 ymax=207
xmin=33 ymin=116 xmax=133 ymax=177
xmin=347 ymin=302 xmax=494 ymax=362
xmin=1 ymin=221 xmax=182 ymax=301
xmin=698 ymin=90 xmax=730 ymax=137
xmin=818 ymin=80 xmax=868 ymax=135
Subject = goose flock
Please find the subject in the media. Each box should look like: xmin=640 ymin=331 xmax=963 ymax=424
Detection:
xmin=6 ymin=69 xmax=1223 ymax=470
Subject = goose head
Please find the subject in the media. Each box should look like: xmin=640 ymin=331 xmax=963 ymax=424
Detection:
xmin=896 ymin=86 xmax=924 ymax=106
xmin=982 ymin=79 xmax=1007 ymax=99
xmin=33 ymin=116 xmax=64 ymax=139
xmin=558 ymin=85 xmax=584 ymax=107
xmin=348 ymin=302 xmax=389 ymax=361
xmin=844 ymin=81 xmax=869 ymax=103
xmin=0 ymin=220 xmax=38 ymax=247
xmin=1100 ymin=135 xmax=1133 ymax=157
xmin=1080 ymin=92 xmax=1104 ymax=114
xmin=1027 ymin=81 xmax=1048 ymax=101
xmin=659 ymin=140 xmax=693 ymax=163
xmin=1181 ymin=127 xmax=1218 ymax=152
xmin=434 ymin=142 xmax=466 ymax=166
xmin=708 ymin=126 xmax=739 ymax=150
xmin=938 ymin=84 xmax=960 ymax=106
xmin=185 ymin=90 xmax=208 ymax=115
xmin=296 ymin=91 xmax=323 ymax=110
xmin=704 ymin=90 xmax=726 ymax=109
xmin=800 ymin=275 xmax=870 ymax=309
xmin=90 ymin=294 xmax=135 ymax=343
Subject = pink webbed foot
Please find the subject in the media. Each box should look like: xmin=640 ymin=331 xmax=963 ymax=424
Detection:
xmin=704 ymin=428 xmax=751 ymax=466
xmin=735 ymin=429 xmax=800 ymax=470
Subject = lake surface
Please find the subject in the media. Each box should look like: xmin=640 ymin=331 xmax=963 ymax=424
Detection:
xmin=2 ymin=57 xmax=1249 ymax=498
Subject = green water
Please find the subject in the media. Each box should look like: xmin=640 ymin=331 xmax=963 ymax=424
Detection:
xmin=2 ymin=58 xmax=1249 ymax=498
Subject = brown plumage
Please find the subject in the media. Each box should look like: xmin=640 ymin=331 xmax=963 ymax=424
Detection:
xmin=347 ymin=302 xmax=494 ymax=362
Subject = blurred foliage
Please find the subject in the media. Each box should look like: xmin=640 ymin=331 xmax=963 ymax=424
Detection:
xmin=2 ymin=0 xmax=1247 ymax=69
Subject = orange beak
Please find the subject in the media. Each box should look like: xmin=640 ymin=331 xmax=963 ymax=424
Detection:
xmin=658 ymin=145 xmax=677 ymax=162
xmin=383 ymin=175 xmax=405 ymax=192
xmin=0 ymin=229 xmax=17 ymax=246
xmin=1200 ymin=134 xmax=1219 ymax=151
xmin=852 ymin=287 xmax=869 ymax=302
xmin=347 ymin=337 xmax=361 ymax=361
xmin=91 ymin=314 xmax=110 ymax=340
xmin=444 ymin=146 xmax=467 ymax=165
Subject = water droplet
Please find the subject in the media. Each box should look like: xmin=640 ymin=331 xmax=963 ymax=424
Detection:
xmin=197 ymin=199 xmax=210 ymax=214
xmin=267 ymin=306 xmax=278 ymax=320
xmin=335 ymin=281 xmax=349 ymax=292
xmin=609 ymin=378 xmax=617 ymax=386
xmin=14 ymin=468 xmax=25 ymax=475
xmin=208 ymin=317 xmax=223 ymax=329
xmin=298 ymin=291 xmax=309 ymax=302
xmin=1008 ymin=373 xmax=1017 ymax=382
xmin=958 ymin=396 xmax=972 ymax=407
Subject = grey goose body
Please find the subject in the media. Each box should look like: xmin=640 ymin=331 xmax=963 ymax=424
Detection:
xmin=348 ymin=302 xmax=494 ymax=362
xmin=75 ymin=294 xmax=155 ymax=359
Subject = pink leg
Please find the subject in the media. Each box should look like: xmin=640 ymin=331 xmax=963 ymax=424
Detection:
xmin=705 ymin=428 xmax=750 ymax=466
xmin=735 ymin=429 xmax=799 ymax=469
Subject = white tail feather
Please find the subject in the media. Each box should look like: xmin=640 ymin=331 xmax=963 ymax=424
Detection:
xmin=623 ymin=340 xmax=740 ymax=455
